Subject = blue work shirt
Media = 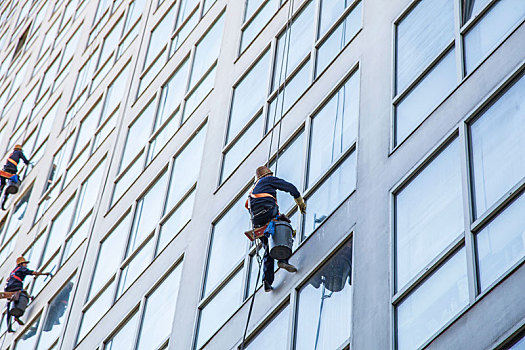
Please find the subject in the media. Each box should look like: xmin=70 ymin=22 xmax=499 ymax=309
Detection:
xmin=249 ymin=176 xmax=300 ymax=212
xmin=5 ymin=266 xmax=33 ymax=291
xmin=4 ymin=150 xmax=29 ymax=172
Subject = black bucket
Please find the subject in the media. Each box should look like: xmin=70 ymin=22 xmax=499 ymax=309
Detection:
xmin=269 ymin=220 xmax=294 ymax=260
xmin=10 ymin=292 xmax=29 ymax=318
xmin=321 ymin=255 xmax=351 ymax=292
xmin=5 ymin=178 xmax=20 ymax=195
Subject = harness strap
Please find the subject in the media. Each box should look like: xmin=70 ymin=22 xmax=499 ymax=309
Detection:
xmin=7 ymin=158 xmax=17 ymax=167
xmin=8 ymin=267 xmax=23 ymax=283
xmin=245 ymin=178 xmax=278 ymax=210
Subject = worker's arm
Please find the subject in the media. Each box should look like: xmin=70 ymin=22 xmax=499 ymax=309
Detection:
xmin=31 ymin=271 xmax=51 ymax=276
xmin=20 ymin=152 xmax=30 ymax=165
xmin=272 ymin=177 xmax=306 ymax=213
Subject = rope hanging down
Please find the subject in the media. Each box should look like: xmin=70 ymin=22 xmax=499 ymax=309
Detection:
xmin=240 ymin=0 xmax=296 ymax=348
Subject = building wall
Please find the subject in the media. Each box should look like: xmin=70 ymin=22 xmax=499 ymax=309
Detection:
xmin=0 ymin=0 xmax=522 ymax=349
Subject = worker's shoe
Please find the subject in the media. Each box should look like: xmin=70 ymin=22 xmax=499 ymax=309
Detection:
xmin=14 ymin=316 xmax=24 ymax=326
xmin=263 ymin=281 xmax=273 ymax=292
xmin=7 ymin=326 xmax=14 ymax=333
xmin=278 ymin=261 xmax=297 ymax=273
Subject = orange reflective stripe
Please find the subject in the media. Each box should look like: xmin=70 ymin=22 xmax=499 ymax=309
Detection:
xmin=7 ymin=158 xmax=17 ymax=167
xmin=250 ymin=193 xmax=276 ymax=200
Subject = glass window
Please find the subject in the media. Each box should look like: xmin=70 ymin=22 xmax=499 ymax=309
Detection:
xmin=396 ymin=248 xmax=468 ymax=350
xmin=395 ymin=48 xmax=457 ymax=144
xmin=222 ymin=115 xmax=264 ymax=182
xmin=196 ymin=270 xmax=243 ymax=349
xmin=396 ymin=0 xmax=454 ymax=93
xmin=246 ymin=305 xmax=289 ymax=349
xmin=189 ymin=15 xmax=224 ymax=90
xmin=270 ymin=131 xmax=305 ymax=213
xmin=103 ymin=63 xmax=130 ymax=120
xmin=2 ymin=187 xmax=32 ymax=243
xmin=315 ymin=1 xmax=362 ymax=76
xmin=77 ymin=284 xmax=114 ymax=343
xmin=156 ymin=58 xmax=189 ymax=129
xmin=120 ymin=102 xmax=155 ymax=172
xmin=295 ymin=241 xmax=352 ymax=350
xmin=104 ymin=310 xmax=140 ymax=350
xmin=113 ymin=153 xmax=144 ymax=204
xmin=43 ymin=197 xmax=76 ymax=264
xmin=240 ymin=0 xmax=279 ymax=53
xmin=73 ymin=159 xmax=106 ymax=226
xmin=308 ymin=73 xmax=359 ymax=186
xmin=158 ymin=189 xmax=195 ymax=253
xmin=182 ymin=65 xmax=216 ymax=122
xmin=166 ymin=125 xmax=206 ymax=210
xmin=136 ymin=263 xmax=183 ymax=350
xmin=462 ymin=0 xmax=493 ymax=23
xmin=144 ymin=6 xmax=176 ymax=69
xmin=464 ymin=0 xmax=525 ymax=74
xmin=147 ymin=112 xmax=179 ymax=164
xmin=469 ymin=73 xmax=525 ymax=218
xmin=117 ymin=237 xmax=155 ymax=298
xmin=89 ymin=214 xmax=130 ymax=300
xmin=395 ymin=140 xmax=463 ymax=290
xmin=62 ymin=213 xmax=91 ymax=264
xmin=170 ymin=8 xmax=198 ymax=55
xmin=127 ymin=172 xmax=168 ymax=257
xmin=204 ymin=194 xmax=249 ymax=295
xmin=304 ymin=151 xmax=356 ymax=237
xmin=476 ymin=192 xmax=525 ymax=291
xmin=36 ymin=277 xmax=76 ymax=349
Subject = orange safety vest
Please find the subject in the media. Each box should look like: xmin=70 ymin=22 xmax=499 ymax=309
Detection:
xmin=245 ymin=178 xmax=277 ymax=210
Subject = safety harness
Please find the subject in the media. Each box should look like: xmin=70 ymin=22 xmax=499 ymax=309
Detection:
xmin=7 ymin=266 xmax=23 ymax=284
xmin=6 ymin=156 xmax=17 ymax=167
xmin=244 ymin=179 xmax=278 ymax=241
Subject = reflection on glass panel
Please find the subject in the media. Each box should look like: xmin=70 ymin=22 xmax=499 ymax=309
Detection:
xmin=470 ymin=74 xmax=525 ymax=218
xmin=246 ymin=247 xmax=264 ymax=299
xmin=117 ymin=237 xmax=154 ymax=298
xmin=316 ymin=1 xmax=362 ymax=76
xmin=205 ymin=195 xmax=249 ymax=295
xmin=397 ymin=248 xmax=468 ymax=350
xmin=139 ymin=56 xmax=165 ymax=96
xmin=157 ymin=59 xmax=189 ymax=129
xmin=127 ymin=172 xmax=168 ymax=256
xmin=318 ymin=0 xmax=353 ymax=38
xmin=396 ymin=140 xmax=463 ymax=290
xmin=166 ymin=125 xmax=206 ymax=210
xmin=89 ymin=214 xmax=130 ymax=300
xmin=147 ymin=114 xmax=179 ymax=165
xmin=270 ymin=132 xmax=305 ymax=213
xmin=78 ymin=283 xmax=115 ymax=343
xmin=222 ymin=115 xmax=264 ymax=182
xmin=182 ymin=66 xmax=216 ymax=123
xmin=37 ymin=277 xmax=75 ymax=349
xmin=103 ymin=64 xmax=130 ymax=119
xmin=464 ymin=0 xmax=525 ymax=74
xmin=396 ymin=0 xmax=454 ymax=93
xmin=267 ymin=61 xmax=310 ymax=130
xmin=295 ymin=241 xmax=352 ymax=350
xmin=308 ymin=72 xmax=359 ymax=186
xmin=62 ymin=214 xmax=91 ymax=264
xmin=32 ymin=253 xmax=59 ymax=296
xmin=228 ymin=50 xmax=270 ymax=142
xmin=75 ymin=100 xmax=102 ymax=153
xmin=94 ymin=111 xmax=117 ymax=150
xmin=177 ymin=0 xmax=199 ymax=25
xmin=477 ymin=192 xmax=525 ymax=291
xmin=463 ymin=0 xmax=491 ymax=23
xmin=104 ymin=311 xmax=139 ymax=350
xmin=158 ymin=190 xmax=195 ymax=254
xmin=15 ymin=314 xmax=41 ymax=350
xmin=304 ymin=152 xmax=356 ymax=237
xmin=197 ymin=271 xmax=243 ymax=349
xmin=120 ymin=102 xmax=154 ymax=172
xmin=73 ymin=160 xmax=105 ymax=226
xmin=245 ymin=0 xmax=265 ymax=22
xmin=273 ymin=2 xmax=314 ymax=90
xmin=246 ymin=305 xmax=289 ymax=349
xmin=136 ymin=263 xmax=183 ymax=350
xmin=190 ymin=15 xmax=224 ymax=89
xmin=2 ymin=187 xmax=32 ymax=243
xmin=395 ymin=48 xmax=456 ymax=144
xmin=240 ymin=0 xmax=278 ymax=53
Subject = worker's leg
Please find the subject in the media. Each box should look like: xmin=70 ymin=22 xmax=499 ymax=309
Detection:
xmin=260 ymin=236 xmax=274 ymax=291
xmin=0 ymin=177 xmax=5 ymax=193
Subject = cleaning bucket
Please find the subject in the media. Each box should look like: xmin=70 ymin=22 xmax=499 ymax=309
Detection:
xmin=269 ymin=220 xmax=294 ymax=260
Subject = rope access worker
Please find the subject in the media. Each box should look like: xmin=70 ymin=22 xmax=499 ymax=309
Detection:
xmin=246 ymin=166 xmax=307 ymax=292
xmin=0 ymin=145 xmax=30 ymax=196
xmin=4 ymin=257 xmax=51 ymax=332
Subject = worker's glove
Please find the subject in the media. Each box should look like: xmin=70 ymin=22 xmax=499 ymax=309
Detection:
xmin=294 ymin=196 xmax=307 ymax=214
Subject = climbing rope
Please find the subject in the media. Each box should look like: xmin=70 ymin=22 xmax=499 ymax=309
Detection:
xmin=240 ymin=0 xmax=296 ymax=347
xmin=314 ymin=278 xmax=333 ymax=350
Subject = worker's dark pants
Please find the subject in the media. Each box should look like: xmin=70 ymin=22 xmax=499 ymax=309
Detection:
xmin=4 ymin=284 xmax=22 ymax=329
xmin=251 ymin=205 xmax=288 ymax=286
xmin=0 ymin=166 xmax=16 ymax=193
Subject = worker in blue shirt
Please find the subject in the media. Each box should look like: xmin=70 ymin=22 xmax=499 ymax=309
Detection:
xmin=0 ymin=145 xmax=30 ymax=195
xmin=4 ymin=257 xmax=50 ymax=332
xmin=247 ymin=166 xmax=306 ymax=292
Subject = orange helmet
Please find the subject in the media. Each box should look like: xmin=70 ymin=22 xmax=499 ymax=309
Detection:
xmin=16 ymin=256 xmax=29 ymax=265
xmin=256 ymin=166 xmax=273 ymax=179
xmin=14 ymin=144 xmax=22 ymax=151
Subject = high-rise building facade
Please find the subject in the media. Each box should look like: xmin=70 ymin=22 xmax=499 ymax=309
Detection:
xmin=0 ymin=0 xmax=523 ymax=349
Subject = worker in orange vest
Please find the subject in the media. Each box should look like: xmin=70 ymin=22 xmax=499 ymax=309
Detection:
xmin=0 ymin=145 xmax=30 ymax=195
xmin=246 ymin=166 xmax=306 ymax=292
